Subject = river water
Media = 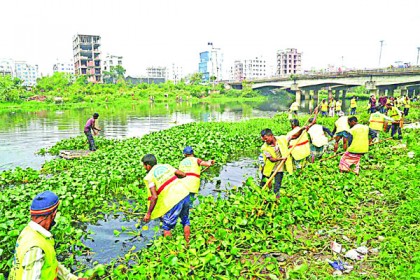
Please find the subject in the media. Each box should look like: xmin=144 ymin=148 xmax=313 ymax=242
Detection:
xmin=0 ymin=99 xmax=301 ymax=171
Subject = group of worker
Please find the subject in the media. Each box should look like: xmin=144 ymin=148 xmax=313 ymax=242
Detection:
xmin=9 ymin=146 xmax=215 ymax=279
xmin=367 ymin=94 xmax=411 ymax=116
xmin=262 ymin=97 xmax=407 ymax=198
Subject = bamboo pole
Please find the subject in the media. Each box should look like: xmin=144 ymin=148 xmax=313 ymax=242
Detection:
xmin=262 ymin=110 xmax=319 ymax=190
xmin=319 ymin=137 xmax=393 ymax=162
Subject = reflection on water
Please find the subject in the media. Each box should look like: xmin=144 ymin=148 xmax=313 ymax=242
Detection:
xmin=0 ymin=97 xmax=355 ymax=171
xmin=0 ymin=101 xmax=275 ymax=171
xmin=78 ymin=158 xmax=258 ymax=264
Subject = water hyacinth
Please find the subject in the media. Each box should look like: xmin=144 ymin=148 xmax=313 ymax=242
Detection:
xmin=0 ymin=109 xmax=419 ymax=279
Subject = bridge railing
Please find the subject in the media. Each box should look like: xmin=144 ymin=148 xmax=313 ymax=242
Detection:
xmin=228 ymin=67 xmax=420 ymax=85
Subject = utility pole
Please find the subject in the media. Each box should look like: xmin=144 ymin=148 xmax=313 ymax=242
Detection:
xmin=378 ymin=40 xmax=384 ymax=68
xmin=417 ymin=47 xmax=420 ymax=66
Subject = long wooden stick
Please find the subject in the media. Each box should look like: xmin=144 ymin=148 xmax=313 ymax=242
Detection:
xmin=262 ymin=111 xmax=318 ymax=190
xmin=319 ymin=137 xmax=393 ymax=162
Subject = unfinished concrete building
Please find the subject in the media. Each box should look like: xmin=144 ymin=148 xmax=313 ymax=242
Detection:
xmin=73 ymin=34 xmax=102 ymax=83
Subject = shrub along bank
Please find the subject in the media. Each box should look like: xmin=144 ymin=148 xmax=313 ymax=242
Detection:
xmin=0 ymin=110 xmax=419 ymax=279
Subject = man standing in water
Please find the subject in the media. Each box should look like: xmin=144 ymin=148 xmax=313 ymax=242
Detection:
xmin=84 ymin=113 xmax=101 ymax=151
xmin=142 ymin=154 xmax=192 ymax=242
xmin=179 ymin=146 xmax=215 ymax=207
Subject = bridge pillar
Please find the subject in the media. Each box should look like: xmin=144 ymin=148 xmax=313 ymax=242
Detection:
xmin=328 ymin=87 xmax=333 ymax=99
xmin=295 ymin=89 xmax=302 ymax=103
xmin=334 ymin=90 xmax=340 ymax=100
xmin=408 ymin=89 xmax=415 ymax=98
xmin=400 ymin=86 xmax=408 ymax=97
xmin=341 ymin=89 xmax=347 ymax=100
xmin=313 ymin=90 xmax=319 ymax=101
xmin=303 ymin=90 xmax=310 ymax=101
xmin=378 ymin=88 xmax=386 ymax=96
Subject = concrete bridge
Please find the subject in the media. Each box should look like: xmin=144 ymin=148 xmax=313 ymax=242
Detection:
xmin=229 ymin=67 xmax=420 ymax=102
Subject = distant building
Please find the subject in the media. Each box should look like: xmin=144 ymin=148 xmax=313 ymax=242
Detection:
xmin=146 ymin=66 xmax=167 ymax=80
xmin=232 ymin=60 xmax=244 ymax=81
xmin=0 ymin=58 xmax=15 ymax=77
xmin=168 ymin=63 xmax=184 ymax=83
xmin=15 ymin=61 xmax=38 ymax=86
xmin=277 ymin=48 xmax=302 ymax=77
xmin=73 ymin=34 xmax=102 ymax=83
xmin=199 ymin=43 xmax=223 ymax=82
xmin=125 ymin=76 xmax=165 ymax=85
xmin=53 ymin=60 xmax=74 ymax=74
xmin=102 ymin=54 xmax=123 ymax=72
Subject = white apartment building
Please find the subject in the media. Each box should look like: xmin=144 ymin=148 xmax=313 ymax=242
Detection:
xmin=168 ymin=63 xmax=184 ymax=83
xmin=231 ymin=56 xmax=268 ymax=81
xmin=15 ymin=61 xmax=39 ymax=86
xmin=277 ymin=48 xmax=302 ymax=77
xmin=103 ymin=54 xmax=123 ymax=72
xmin=53 ymin=60 xmax=74 ymax=74
xmin=146 ymin=66 xmax=167 ymax=79
xmin=0 ymin=58 xmax=15 ymax=77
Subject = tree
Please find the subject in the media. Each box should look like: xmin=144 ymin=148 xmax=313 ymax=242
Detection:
xmin=103 ymin=65 xmax=126 ymax=84
xmin=189 ymin=72 xmax=203 ymax=85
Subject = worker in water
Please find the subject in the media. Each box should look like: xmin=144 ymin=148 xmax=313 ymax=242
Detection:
xmin=286 ymin=119 xmax=311 ymax=170
xmin=179 ymin=146 xmax=215 ymax=207
xmin=260 ymin=129 xmax=293 ymax=198
xmin=141 ymin=154 xmax=191 ymax=242
xmin=385 ymin=103 xmax=403 ymax=140
xmin=335 ymin=99 xmax=343 ymax=115
xmin=339 ymin=116 xmax=377 ymax=174
xmin=289 ymin=100 xmax=299 ymax=118
xmin=84 ymin=113 xmax=101 ymax=151
xmin=403 ymin=96 xmax=411 ymax=116
xmin=9 ymin=191 xmax=88 ymax=280
xmin=332 ymin=112 xmax=350 ymax=153
xmin=328 ymin=98 xmax=336 ymax=117
xmin=350 ymin=96 xmax=357 ymax=115
xmin=320 ymin=99 xmax=329 ymax=117
xmin=307 ymin=117 xmax=334 ymax=162
xmin=369 ymin=108 xmax=394 ymax=141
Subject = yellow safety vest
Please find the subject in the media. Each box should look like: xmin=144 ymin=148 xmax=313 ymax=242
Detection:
xmin=387 ymin=107 xmax=401 ymax=121
xmin=335 ymin=116 xmax=350 ymax=134
xmin=369 ymin=112 xmax=385 ymax=131
xmin=308 ymin=124 xmax=328 ymax=147
xmin=261 ymin=136 xmax=293 ymax=176
xmin=329 ymin=100 xmax=336 ymax=108
xmin=287 ymin=127 xmax=311 ymax=161
xmin=350 ymin=99 xmax=357 ymax=108
xmin=290 ymin=102 xmax=299 ymax=111
xmin=321 ymin=102 xmax=328 ymax=111
xmin=404 ymin=99 xmax=410 ymax=108
xmin=144 ymin=164 xmax=190 ymax=219
xmin=347 ymin=124 xmax=369 ymax=154
xmin=335 ymin=101 xmax=342 ymax=111
xmin=9 ymin=225 xmax=58 ymax=280
xmin=179 ymin=157 xmax=201 ymax=194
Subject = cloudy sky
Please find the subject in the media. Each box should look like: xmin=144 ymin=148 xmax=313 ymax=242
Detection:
xmin=1 ymin=0 xmax=419 ymax=76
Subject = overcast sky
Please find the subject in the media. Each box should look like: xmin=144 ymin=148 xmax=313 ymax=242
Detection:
xmin=1 ymin=0 xmax=419 ymax=76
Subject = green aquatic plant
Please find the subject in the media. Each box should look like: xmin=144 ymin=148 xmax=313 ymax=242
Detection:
xmin=0 ymin=109 xmax=419 ymax=279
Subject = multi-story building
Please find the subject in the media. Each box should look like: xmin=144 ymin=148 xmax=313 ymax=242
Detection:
xmin=243 ymin=56 xmax=267 ymax=81
xmin=0 ymin=58 xmax=15 ymax=77
xmin=102 ymin=54 xmax=123 ymax=72
xmin=232 ymin=60 xmax=244 ymax=81
xmin=168 ymin=63 xmax=184 ymax=83
xmin=277 ymin=48 xmax=302 ymax=77
xmin=73 ymin=34 xmax=102 ymax=83
xmin=230 ymin=57 xmax=269 ymax=81
xmin=199 ymin=44 xmax=223 ymax=82
xmin=146 ymin=66 xmax=167 ymax=79
xmin=14 ymin=61 xmax=38 ymax=86
xmin=53 ymin=60 xmax=74 ymax=74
